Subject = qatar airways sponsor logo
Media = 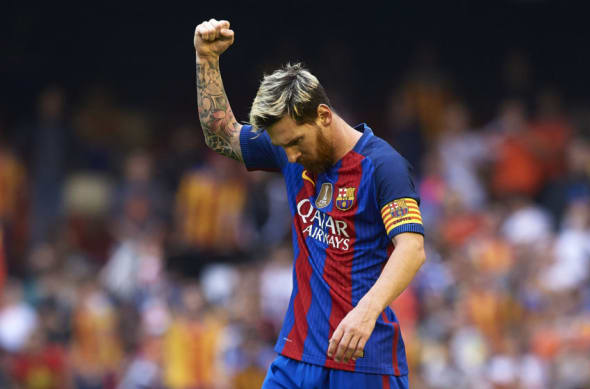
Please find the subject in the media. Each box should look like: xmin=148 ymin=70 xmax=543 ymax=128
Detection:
xmin=296 ymin=198 xmax=351 ymax=250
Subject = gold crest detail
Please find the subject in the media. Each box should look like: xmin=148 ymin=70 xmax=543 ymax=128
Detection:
xmin=315 ymin=183 xmax=333 ymax=209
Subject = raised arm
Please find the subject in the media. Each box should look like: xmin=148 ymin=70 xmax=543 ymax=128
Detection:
xmin=194 ymin=18 xmax=243 ymax=161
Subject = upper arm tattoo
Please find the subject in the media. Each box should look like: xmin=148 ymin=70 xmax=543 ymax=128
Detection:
xmin=196 ymin=58 xmax=243 ymax=161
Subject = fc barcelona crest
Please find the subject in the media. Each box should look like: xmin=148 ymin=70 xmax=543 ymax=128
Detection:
xmin=335 ymin=187 xmax=356 ymax=211
xmin=389 ymin=199 xmax=409 ymax=217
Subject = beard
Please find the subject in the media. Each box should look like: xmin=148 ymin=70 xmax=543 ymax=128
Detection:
xmin=299 ymin=126 xmax=335 ymax=176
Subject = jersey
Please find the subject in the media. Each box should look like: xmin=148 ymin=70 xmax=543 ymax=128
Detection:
xmin=239 ymin=123 xmax=424 ymax=375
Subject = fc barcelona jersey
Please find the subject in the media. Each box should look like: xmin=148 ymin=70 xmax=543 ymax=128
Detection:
xmin=239 ymin=123 xmax=424 ymax=375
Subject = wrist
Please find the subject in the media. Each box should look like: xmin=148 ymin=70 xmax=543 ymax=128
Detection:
xmin=196 ymin=53 xmax=219 ymax=65
xmin=356 ymin=295 xmax=384 ymax=321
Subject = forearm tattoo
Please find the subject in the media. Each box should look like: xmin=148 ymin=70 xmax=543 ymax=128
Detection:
xmin=196 ymin=58 xmax=242 ymax=161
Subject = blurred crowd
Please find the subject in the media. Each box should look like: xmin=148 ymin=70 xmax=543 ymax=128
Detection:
xmin=1 ymin=48 xmax=589 ymax=389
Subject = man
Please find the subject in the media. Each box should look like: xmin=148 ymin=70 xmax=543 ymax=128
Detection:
xmin=194 ymin=18 xmax=426 ymax=389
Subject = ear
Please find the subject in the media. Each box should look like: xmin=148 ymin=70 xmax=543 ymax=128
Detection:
xmin=316 ymin=104 xmax=332 ymax=127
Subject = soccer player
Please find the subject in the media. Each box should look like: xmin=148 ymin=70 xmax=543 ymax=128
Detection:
xmin=194 ymin=18 xmax=426 ymax=389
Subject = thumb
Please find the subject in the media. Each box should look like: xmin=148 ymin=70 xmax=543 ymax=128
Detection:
xmin=220 ymin=29 xmax=234 ymax=39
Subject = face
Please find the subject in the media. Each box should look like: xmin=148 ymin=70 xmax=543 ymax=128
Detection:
xmin=268 ymin=115 xmax=335 ymax=175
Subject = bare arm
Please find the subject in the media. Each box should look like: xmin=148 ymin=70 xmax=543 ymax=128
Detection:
xmin=327 ymin=232 xmax=426 ymax=363
xmin=195 ymin=19 xmax=243 ymax=161
xmin=357 ymin=232 xmax=425 ymax=316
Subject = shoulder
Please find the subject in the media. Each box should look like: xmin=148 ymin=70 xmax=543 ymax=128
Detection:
xmin=239 ymin=124 xmax=287 ymax=172
xmin=361 ymin=133 xmax=412 ymax=176
xmin=357 ymin=131 xmax=419 ymax=206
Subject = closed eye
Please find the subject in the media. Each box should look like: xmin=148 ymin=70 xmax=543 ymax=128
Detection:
xmin=285 ymin=137 xmax=303 ymax=147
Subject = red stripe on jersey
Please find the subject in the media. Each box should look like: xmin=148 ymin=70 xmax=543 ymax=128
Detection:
xmin=381 ymin=311 xmax=400 ymax=375
xmin=324 ymin=151 xmax=364 ymax=371
xmin=382 ymin=375 xmax=391 ymax=389
xmin=281 ymin=174 xmax=316 ymax=360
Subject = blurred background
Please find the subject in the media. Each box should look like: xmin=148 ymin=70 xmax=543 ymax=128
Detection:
xmin=1 ymin=1 xmax=590 ymax=388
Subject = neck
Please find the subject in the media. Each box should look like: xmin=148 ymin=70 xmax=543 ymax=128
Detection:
xmin=330 ymin=115 xmax=363 ymax=162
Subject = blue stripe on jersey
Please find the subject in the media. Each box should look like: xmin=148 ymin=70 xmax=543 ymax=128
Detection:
xmin=367 ymin=314 xmax=397 ymax=372
xmin=350 ymin=157 xmax=381 ymax=307
xmin=284 ymin=165 xmax=304 ymax=217
xmin=275 ymin=238 xmax=299 ymax=352
xmin=349 ymin=157 xmax=395 ymax=373
xmin=388 ymin=223 xmax=424 ymax=239
xmin=389 ymin=309 xmax=408 ymax=374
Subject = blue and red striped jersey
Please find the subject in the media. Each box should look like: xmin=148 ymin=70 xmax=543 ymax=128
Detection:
xmin=239 ymin=123 xmax=424 ymax=375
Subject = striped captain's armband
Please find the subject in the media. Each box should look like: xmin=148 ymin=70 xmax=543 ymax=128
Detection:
xmin=381 ymin=198 xmax=423 ymax=235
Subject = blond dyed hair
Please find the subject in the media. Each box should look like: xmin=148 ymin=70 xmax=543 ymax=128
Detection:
xmin=249 ymin=63 xmax=332 ymax=131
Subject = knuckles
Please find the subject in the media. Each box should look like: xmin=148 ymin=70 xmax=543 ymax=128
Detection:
xmin=195 ymin=19 xmax=229 ymax=38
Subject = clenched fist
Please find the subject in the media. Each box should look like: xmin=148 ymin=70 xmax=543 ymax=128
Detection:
xmin=194 ymin=18 xmax=235 ymax=61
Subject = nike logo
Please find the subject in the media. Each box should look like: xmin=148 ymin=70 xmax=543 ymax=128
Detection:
xmin=302 ymin=170 xmax=315 ymax=186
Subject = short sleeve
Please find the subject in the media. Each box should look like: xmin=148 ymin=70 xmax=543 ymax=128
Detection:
xmin=373 ymin=147 xmax=424 ymax=239
xmin=239 ymin=125 xmax=287 ymax=172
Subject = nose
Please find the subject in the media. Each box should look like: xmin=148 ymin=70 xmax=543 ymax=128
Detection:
xmin=286 ymin=148 xmax=301 ymax=164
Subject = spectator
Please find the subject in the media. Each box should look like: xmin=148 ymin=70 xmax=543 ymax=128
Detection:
xmin=0 ymin=281 xmax=38 ymax=353
xmin=173 ymin=151 xmax=250 ymax=273
xmin=437 ymin=103 xmax=491 ymax=210
xmin=490 ymin=99 xmax=545 ymax=199
xmin=17 ymin=87 xmax=72 ymax=247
